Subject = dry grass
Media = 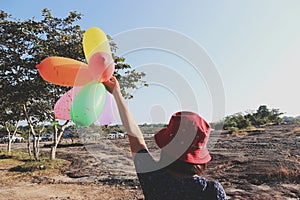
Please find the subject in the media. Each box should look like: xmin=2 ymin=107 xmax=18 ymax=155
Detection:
xmin=265 ymin=164 xmax=300 ymax=184
xmin=232 ymin=131 xmax=248 ymax=137
xmin=245 ymin=126 xmax=265 ymax=132
xmin=277 ymin=166 xmax=299 ymax=181
xmin=0 ymin=150 xmax=70 ymax=186
xmin=292 ymin=127 xmax=300 ymax=134
xmin=227 ymin=126 xmax=265 ymax=137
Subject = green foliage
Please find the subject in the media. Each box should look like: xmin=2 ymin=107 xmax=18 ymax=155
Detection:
xmin=224 ymin=113 xmax=250 ymax=130
xmin=0 ymin=8 xmax=146 ymax=127
xmin=223 ymin=105 xmax=284 ymax=130
xmin=1 ymin=9 xmax=83 ymax=126
xmin=0 ymin=150 xmax=68 ymax=172
xmin=0 ymin=150 xmax=31 ymax=160
xmin=9 ymin=158 xmax=67 ymax=172
xmin=107 ymin=125 xmax=124 ymax=133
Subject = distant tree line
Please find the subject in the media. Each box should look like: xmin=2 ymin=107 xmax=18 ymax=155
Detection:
xmin=281 ymin=116 xmax=300 ymax=124
xmin=211 ymin=105 xmax=298 ymax=130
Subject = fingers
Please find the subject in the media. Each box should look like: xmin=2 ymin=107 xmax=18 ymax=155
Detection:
xmin=110 ymin=76 xmax=117 ymax=85
xmin=105 ymin=76 xmax=116 ymax=87
xmin=103 ymin=76 xmax=118 ymax=93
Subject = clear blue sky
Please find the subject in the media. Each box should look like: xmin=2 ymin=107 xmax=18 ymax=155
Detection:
xmin=2 ymin=0 xmax=300 ymax=124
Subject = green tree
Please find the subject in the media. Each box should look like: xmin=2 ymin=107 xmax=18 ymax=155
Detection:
xmin=251 ymin=105 xmax=283 ymax=126
xmin=223 ymin=105 xmax=284 ymax=130
xmin=268 ymin=108 xmax=283 ymax=124
xmin=224 ymin=113 xmax=250 ymax=130
xmin=0 ymin=9 xmax=146 ymax=160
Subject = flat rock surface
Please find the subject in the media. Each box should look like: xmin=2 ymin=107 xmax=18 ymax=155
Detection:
xmin=0 ymin=124 xmax=299 ymax=199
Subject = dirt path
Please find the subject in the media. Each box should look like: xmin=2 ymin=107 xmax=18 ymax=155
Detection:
xmin=0 ymin=182 xmax=143 ymax=200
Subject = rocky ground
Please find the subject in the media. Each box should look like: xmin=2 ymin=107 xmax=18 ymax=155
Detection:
xmin=0 ymin=124 xmax=299 ymax=200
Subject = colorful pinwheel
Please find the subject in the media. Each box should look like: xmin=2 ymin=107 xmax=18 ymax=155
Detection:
xmin=36 ymin=27 xmax=115 ymax=126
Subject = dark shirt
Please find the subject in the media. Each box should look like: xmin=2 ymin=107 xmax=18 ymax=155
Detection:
xmin=134 ymin=149 xmax=226 ymax=200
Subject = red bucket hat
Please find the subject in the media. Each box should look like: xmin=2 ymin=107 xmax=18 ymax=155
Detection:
xmin=154 ymin=111 xmax=211 ymax=164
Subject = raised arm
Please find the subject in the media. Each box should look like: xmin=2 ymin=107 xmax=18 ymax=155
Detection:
xmin=103 ymin=77 xmax=147 ymax=154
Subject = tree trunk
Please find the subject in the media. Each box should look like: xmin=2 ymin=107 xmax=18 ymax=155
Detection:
xmin=51 ymin=124 xmax=58 ymax=160
xmin=23 ymin=104 xmax=40 ymax=161
xmin=7 ymin=130 xmax=12 ymax=152
xmin=50 ymin=145 xmax=57 ymax=159
xmin=33 ymin=126 xmax=44 ymax=160
xmin=50 ymin=124 xmax=59 ymax=160
xmin=27 ymin=131 xmax=32 ymax=157
xmin=50 ymin=120 xmax=69 ymax=160
xmin=5 ymin=121 xmax=19 ymax=153
xmin=32 ymin=136 xmax=39 ymax=161
xmin=7 ymin=139 xmax=12 ymax=152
